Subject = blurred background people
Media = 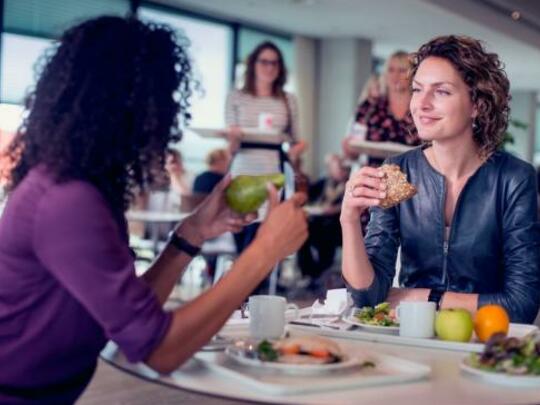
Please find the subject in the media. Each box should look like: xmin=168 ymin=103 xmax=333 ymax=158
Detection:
xmin=147 ymin=148 xmax=193 ymax=213
xmin=342 ymin=51 xmax=421 ymax=232
xmin=225 ymin=41 xmax=306 ymax=164
xmin=342 ymin=50 xmax=420 ymax=167
xmin=297 ymin=153 xmax=349 ymax=290
xmin=193 ymin=148 xmax=230 ymax=195
xmin=142 ymin=149 xmax=194 ymax=239
xmin=225 ymin=40 xmax=307 ymax=258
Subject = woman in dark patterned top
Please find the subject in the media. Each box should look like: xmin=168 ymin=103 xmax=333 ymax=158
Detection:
xmin=344 ymin=51 xmax=421 ymax=230
xmin=345 ymin=51 xmax=421 ymax=166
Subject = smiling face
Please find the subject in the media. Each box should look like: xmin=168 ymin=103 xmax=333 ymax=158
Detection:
xmin=254 ymin=48 xmax=281 ymax=86
xmin=410 ymin=56 xmax=477 ymax=143
xmin=385 ymin=55 xmax=410 ymax=93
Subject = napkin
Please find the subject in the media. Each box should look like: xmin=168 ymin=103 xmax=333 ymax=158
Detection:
xmin=310 ymin=288 xmax=352 ymax=317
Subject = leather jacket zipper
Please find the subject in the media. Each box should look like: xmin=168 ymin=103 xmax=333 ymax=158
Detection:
xmin=441 ymin=169 xmax=481 ymax=290
xmin=442 ymin=240 xmax=449 ymax=288
xmin=441 ymin=176 xmax=448 ymax=287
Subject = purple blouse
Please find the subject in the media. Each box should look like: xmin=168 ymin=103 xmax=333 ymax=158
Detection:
xmin=0 ymin=167 xmax=171 ymax=403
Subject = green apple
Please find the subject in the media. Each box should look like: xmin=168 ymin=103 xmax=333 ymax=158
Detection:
xmin=435 ymin=308 xmax=474 ymax=342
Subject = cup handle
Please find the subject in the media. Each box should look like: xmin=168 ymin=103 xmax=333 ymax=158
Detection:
xmin=395 ymin=305 xmax=401 ymax=321
xmin=286 ymin=303 xmax=299 ymax=320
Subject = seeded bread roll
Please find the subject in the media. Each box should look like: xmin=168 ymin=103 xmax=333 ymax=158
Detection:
xmin=379 ymin=164 xmax=417 ymax=209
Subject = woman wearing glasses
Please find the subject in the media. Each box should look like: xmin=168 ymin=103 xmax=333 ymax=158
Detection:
xmin=225 ymin=41 xmax=307 ymax=255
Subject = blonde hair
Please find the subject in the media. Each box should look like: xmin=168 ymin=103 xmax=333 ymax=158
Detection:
xmin=206 ymin=148 xmax=229 ymax=167
xmin=378 ymin=50 xmax=411 ymax=94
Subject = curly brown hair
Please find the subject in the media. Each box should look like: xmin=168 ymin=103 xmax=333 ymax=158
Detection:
xmin=5 ymin=16 xmax=194 ymax=223
xmin=242 ymin=41 xmax=287 ymax=98
xmin=410 ymin=35 xmax=510 ymax=157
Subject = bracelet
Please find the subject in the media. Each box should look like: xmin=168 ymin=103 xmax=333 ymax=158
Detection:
xmin=168 ymin=231 xmax=202 ymax=257
xmin=428 ymin=288 xmax=445 ymax=311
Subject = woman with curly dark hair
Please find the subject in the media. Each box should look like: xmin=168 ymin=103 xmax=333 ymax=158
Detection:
xmin=341 ymin=35 xmax=540 ymax=323
xmin=0 ymin=16 xmax=307 ymax=403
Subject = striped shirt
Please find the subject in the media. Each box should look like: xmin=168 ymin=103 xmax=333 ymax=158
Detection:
xmin=225 ymin=89 xmax=299 ymax=178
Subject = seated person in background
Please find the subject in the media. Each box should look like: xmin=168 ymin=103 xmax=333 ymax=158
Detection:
xmin=148 ymin=148 xmax=193 ymax=212
xmin=144 ymin=148 xmax=194 ymax=239
xmin=297 ymin=154 xmax=350 ymax=288
xmin=193 ymin=148 xmax=230 ymax=195
xmin=0 ymin=17 xmax=308 ymax=404
xmin=341 ymin=35 xmax=540 ymax=324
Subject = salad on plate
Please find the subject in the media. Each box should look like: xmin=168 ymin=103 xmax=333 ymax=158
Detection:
xmin=354 ymin=302 xmax=399 ymax=327
xmin=467 ymin=331 xmax=540 ymax=375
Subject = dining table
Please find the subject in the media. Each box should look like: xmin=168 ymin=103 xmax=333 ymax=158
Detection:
xmin=126 ymin=210 xmax=190 ymax=254
xmin=78 ymin=315 xmax=540 ymax=405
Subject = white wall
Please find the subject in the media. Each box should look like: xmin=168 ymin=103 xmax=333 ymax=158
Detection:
xmin=293 ymin=36 xmax=317 ymax=177
xmin=507 ymin=91 xmax=537 ymax=163
xmin=315 ymin=38 xmax=372 ymax=176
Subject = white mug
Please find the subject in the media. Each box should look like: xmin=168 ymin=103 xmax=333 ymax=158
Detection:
xmin=396 ymin=301 xmax=436 ymax=338
xmin=248 ymin=295 xmax=299 ymax=339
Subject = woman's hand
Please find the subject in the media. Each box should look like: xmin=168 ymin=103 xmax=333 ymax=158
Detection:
xmin=288 ymin=139 xmax=309 ymax=162
xmin=177 ymin=174 xmax=256 ymax=246
xmin=341 ymin=137 xmax=360 ymax=160
xmin=386 ymin=287 xmax=430 ymax=309
xmin=227 ymin=126 xmax=243 ymax=154
xmin=255 ymin=185 xmax=308 ymax=262
xmin=340 ymin=166 xmax=386 ymax=224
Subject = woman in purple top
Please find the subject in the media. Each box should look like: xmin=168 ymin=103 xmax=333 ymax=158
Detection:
xmin=0 ymin=16 xmax=307 ymax=404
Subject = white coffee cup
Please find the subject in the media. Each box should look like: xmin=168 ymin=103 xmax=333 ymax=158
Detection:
xmin=396 ymin=301 xmax=436 ymax=338
xmin=248 ymin=295 xmax=299 ymax=339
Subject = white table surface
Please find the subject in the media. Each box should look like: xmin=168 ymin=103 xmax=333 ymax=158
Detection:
xmin=100 ymin=325 xmax=540 ymax=405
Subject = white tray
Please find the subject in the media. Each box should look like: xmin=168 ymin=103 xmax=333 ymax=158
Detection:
xmin=347 ymin=139 xmax=414 ymax=158
xmin=189 ymin=127 xmax=287 ymax=144
xmin=287 ymin=323 xmax=538 ymax=353
xmin=195 ymin=344 xmax=430 ymax=396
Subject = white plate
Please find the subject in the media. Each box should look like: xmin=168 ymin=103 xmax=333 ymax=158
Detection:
xmin=225 ymin=343 xmax=362 ymax=375
xmin=342 ymin=313 xmax=400 ymax=335
xmin=289 ymin=323 xmax=538 ymax=353
xmin=460 ymin=358 xmax=540 ymax=387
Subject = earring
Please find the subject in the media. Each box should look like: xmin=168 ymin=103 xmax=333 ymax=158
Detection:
xmin=472 ymin=119 xmax=478 ymax=130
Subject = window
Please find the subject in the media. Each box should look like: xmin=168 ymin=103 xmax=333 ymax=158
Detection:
xmin=1 ymin=0 xmax=130 ymax=134
xmin=1 ymin=33 xmax=53 ymax=104
xmin=4 ymin=0 xmax=128 ymax=38
xmin=139 ymin=7 xmax=233 ymax=173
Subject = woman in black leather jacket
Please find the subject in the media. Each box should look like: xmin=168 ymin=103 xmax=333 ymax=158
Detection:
xmin=341 ymin=35 xmax=540 ymax=323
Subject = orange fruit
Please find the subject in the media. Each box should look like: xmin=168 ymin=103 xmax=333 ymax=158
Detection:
xmin=474 ymin=304 xmax=510 ymax=342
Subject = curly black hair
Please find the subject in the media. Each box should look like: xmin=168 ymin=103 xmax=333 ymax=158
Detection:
xmin=6 ymin=16 xmax=194 ymax=220
xmin=410 ymin=35 xmax=510 ymax=157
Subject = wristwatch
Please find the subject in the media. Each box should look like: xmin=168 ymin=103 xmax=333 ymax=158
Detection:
xmin=428 ymin=288 xmax=445 ymax=311
xmin=168 ymin=231 xmax=202 ymax=257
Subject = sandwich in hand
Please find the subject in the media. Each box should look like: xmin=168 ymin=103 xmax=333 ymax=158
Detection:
xmin=379 ymin=164 xmax=417 ymax=209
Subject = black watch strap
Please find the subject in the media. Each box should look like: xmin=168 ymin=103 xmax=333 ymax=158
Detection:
xmin=428 ymin=288 xmax=445 ymax=311
xmin=168 ymin=232 xmax=201 ymax=257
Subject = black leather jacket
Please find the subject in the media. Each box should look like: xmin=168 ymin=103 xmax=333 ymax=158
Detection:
xmin=347 ymin=147 xmax=540 ymax=323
